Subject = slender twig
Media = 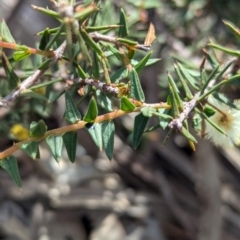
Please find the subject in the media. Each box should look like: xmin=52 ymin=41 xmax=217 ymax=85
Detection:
xmin=0 ymin=41 xmax=67 ymax=108
xmin=72 ymin=77 xmax=119 ymax=97
xmin=0 ymin=102 xmax=169 ymax=160
xmin=89 ymin=32 xmax=151 ymax=51
xmin=168 ymin=92 xmax=200 ymax=130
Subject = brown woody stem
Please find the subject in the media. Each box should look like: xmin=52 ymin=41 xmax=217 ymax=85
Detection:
xmin=0 ymin=102 xmax=169 ymax=160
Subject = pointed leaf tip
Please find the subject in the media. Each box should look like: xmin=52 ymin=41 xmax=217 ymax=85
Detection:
xmin=118 ymin=8 xmax=128 ymax=38
xmin=64 ymin=91 xmax=81 ymax=124
xmin=0 ymin=19 xmax=15 ymax=43
xmin=102 ymin=121 xmax=115 ymax=160
xmin=46 ymin=135 xmax=63 ymax=163
xmin=30 ymin=120 xmax=47 ymax=137
xmin=0 ymin=156 xmax=21 ymax=188
xmin=83 ymin=97 xmax=98 ymax=122
xmin=132 ymin=113 xmax=149 ymax=149
xmin=120 ymin=96 xmax=135 ymax=111
xmin=129 ymin=68 xmax=145 ymax=102
xmin=63 ymin=131 xmax=77 ymax=163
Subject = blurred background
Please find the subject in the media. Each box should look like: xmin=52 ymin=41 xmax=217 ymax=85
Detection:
xmin=1 ymin=0 xmax=240 ymax=239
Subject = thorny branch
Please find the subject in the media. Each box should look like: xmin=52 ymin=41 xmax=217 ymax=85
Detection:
xmin=168 ymin=92 xmax=200 ymax=130
xmin=71 ymin=77 xmax=119 ymax=97
xmin=0 ymin=40 xmax=67 ymax=108
xmin=0 ymin=31 xmax=149 ymax=108
xmin=168 ymin=57 xmax=237 ymax=131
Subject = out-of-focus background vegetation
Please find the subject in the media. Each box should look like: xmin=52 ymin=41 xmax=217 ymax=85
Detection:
xmin=1 ymin=0 xmax=240 ymax=239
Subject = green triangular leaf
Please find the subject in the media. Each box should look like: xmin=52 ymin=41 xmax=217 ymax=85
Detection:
xmin=118 ymin=8 xmax=128 ymax=37
xmin=64 ymin=91 xmax=81 ymax=123
xmin=0 ymin=20 xmax=15 ymax=43
xmin=129 ymin=68 xmax=145 ymax=102
xmin=13 ymin=51 xmax=31 ymax=61
xmin=87 ymin=123 xmax=103 ymax=150
xmin=96 ymin=90 xmax=113 ymax=111
xmin=0 ymin=156 xmax=21 ymax=188
xmin=39 ymin=28 xmax=51 ymax=50
xmin=21 ymin=141 xmax=40 ymax=160
xmin=132 ymin=113 xmax=149 ymax=149
xmin=134 ymin=51 xmax=152 ymax=74
xmin=1 ymin=51 xmax=20 ymax=90
xmin=63 ymin=131 xmax=77 ymax=163
xmin=92 ymin=51 xmax=100 ymax=79
xmin=29 ymin=120 xmax=48 ymax=137
xmin=120 ymin=96 xmax=135 ymax=111
xmin=83 ymin=97 xmax=98 ymax=122
xmin=46 ymin=135 xmax=63 ymax=163
xmin=102 ymin=121 xmax=115 ymax=160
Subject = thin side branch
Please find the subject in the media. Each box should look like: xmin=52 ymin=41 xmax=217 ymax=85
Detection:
xmin=0 ymin=41 xmax=67 ymax=108
xmin=0 ymin=102 xmax=169 ymax=160
xmin=72 ymin=77 xmax=119 ymax=97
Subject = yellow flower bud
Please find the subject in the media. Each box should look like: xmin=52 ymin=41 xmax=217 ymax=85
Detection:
xmin=10 ymin=124 xmax=29 ymax=141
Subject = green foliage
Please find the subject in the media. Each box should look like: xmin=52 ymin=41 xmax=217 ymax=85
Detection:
xmin=83 ymin=97 xmax=98 ymax=122
xmin=102 ymin=121 xmax=115 ymax=160
xmin=120 ymin=96 xmax=136 ymax=111
xmin=95 ymin=90 xmax=113 ymax=111
xmin=46 ymin=135 xmax=63 ymax=163
xmin=0 ymin=1 xmax=240 ymax=187
xmin=129 ymin=68 xmax=145 ymax=102
xmin=21 ymin=141 xmax=40 ymax=160
xmin=1 ymin=52 xmax=20 ymax=89
xmin=63 ymin=131 xmax=77 ymax=163
xmin=132 ymin=113 xmax=149 ymax=149
xmin=118 ymin=8 xmax=128 ymax=38
xmin=64 ymin=91 xmax=82 ymax=123
xmin=0 ymin=19 xmax=15 ymax=43
xmin=87 ymin=123 xmax=103 ymax=151
xmin=0 ymin=156 xmax=21 ymax=188
xmin=39 ymin=28 xmax=51 ymax=50
xmin=13 ymin=51 xmax=31 ymax=61
xmin=29 ymin=120 xmax=48 ymax=137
